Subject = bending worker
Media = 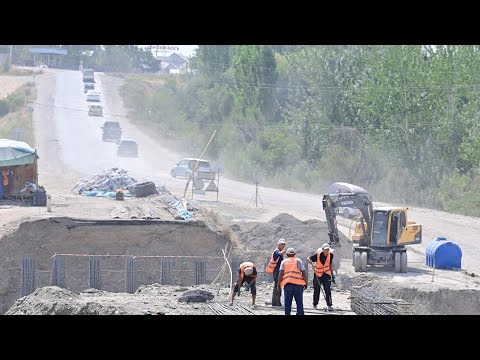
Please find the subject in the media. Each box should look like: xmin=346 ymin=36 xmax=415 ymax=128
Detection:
xmin=306 ymin=243 xmax=334 ymax=311
xmin=265 ymin=238 xmax=286 ymax=306
xmin=230 ymin=261 xmax=257 ymax=306
xmin=278 ymin=248 xmax=307 ymax=315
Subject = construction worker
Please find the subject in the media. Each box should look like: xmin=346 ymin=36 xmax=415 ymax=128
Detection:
xmin=278 ymin=248 xmax=307 ymax=315
xmin=230 ymin=261 xmax=257 ymax=306
xmin=306 ymin=243 xmax=334 ymax=311
xmin=266 ymin=238 xmax=286 ymax=306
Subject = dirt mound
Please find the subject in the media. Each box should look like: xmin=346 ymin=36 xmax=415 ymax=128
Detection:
xmin=6 ymin=286 xmax=131 ymax=315
xmin=268 ymin=213 xmax=305 ymax=226
xmin=233 ymin=213 xmax=351 ymax=270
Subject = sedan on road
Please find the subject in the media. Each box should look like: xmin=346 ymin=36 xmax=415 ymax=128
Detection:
xmin=171 ymin=158 xmax=212 ymax=178
xmin=117 ymin=140 xmax=139 ymax=157
xmin=88 ymin=105 xmax=103 ymax=117
xmin=86 ymin=90 xmax=100 ymax=102
xmin=84 ymin=82 xmax=95 ymax=93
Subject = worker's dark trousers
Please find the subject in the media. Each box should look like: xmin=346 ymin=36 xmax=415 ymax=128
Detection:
xmin=283 ymin=283 xmax=304 ymax=315
xmin=313 ymin=274 xmax=332 ymax=307
xmin=272 ymin=272 xmax=282 ymax=306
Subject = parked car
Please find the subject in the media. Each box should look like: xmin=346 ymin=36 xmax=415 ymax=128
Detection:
xmin=171 ymin=158 xmax=211 ymax=179
xmin=84 ymin=82 xmax=95 ymax=93
xmin=328 ymin=182 xmax=372 ymax=219
xmin=88 ymin=105 xmax=103 ymax=117
xmin=38 ymin=64 xmax=48 ymax=68
xmin=86 ymin=90 xmax=100 ymax=102
xmin=101 ymin=121 xmax=122 ymax=142
xmin=117 ymin=140 xmax=138 ymax=157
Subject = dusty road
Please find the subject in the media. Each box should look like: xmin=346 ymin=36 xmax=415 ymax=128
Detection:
xmin=29 ymin=68 xmax=480 ymax=291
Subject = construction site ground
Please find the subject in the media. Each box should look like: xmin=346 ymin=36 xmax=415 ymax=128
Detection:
xmin=1 ymin=67 xmax=480 ymax=315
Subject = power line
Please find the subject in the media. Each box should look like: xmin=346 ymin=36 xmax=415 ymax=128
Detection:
xmin=26 ymin=100 xmax=463 ymax=132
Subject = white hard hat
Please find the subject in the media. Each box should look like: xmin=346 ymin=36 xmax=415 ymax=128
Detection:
xmin=244 ymin=267 xmax=253 ymax=276
xmin=277 ymin=238 xmax=286 ymax=245
xmin=322 ymin=243 xmax=331 ymax=250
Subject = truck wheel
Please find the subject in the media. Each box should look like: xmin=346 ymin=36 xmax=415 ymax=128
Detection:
xmin=394 ymin=252 xmax=401 ymax=273
xmin=360 ymin=252 xmax=368 ymax=272
xmin=401 ymin=252 xmax=408 ymax=273
xmin=354 ymin=252 xmax=361 ymax=272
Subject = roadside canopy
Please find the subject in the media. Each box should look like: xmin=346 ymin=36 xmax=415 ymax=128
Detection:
xmin=0 ymin=139 xmax=37 ymax=167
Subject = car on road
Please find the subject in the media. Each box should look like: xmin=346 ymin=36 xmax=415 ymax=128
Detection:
xmin=101 ymin=121 xmax=122 ymax=142
xmin=86 ymin=90 xmax=100 ymax=102
xmin=88 ymin=105 xmax=103 ymax=117
xmin=84 ymin=82 xmax=95 ymax=93
xmin=38 ymin=64 xmax=48 ymax=68
xmin=117 ymin=140 xmax=138 ymax=157
xmin=83 ymin=68 xmax=95 ymax=83
xmin=171 ymin=158 xmax=212 ymax=179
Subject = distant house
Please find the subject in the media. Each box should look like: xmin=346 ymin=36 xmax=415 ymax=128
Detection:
xmin=155 ymin=53 xmax=191 ymax=74
xmin=29 ymin=47 xmax=68 ymax=68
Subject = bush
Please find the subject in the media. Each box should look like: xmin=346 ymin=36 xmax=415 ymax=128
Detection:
xmin=438 ymin=170 xmax=480 ymax=216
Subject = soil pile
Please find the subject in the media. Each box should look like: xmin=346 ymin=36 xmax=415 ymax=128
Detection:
xmin=233 ymin=213 xmax=351 ymax=268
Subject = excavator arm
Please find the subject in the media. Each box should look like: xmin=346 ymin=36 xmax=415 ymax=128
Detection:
xmin=322 ymin=192 xmax=374 ymax=247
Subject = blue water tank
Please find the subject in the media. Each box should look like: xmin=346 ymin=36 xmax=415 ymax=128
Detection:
xmin=426 ymin=236 xmax=462 ymax=269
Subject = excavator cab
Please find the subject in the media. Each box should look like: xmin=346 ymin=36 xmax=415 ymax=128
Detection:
xmin=352 ymin=208 xmax=421 ymax=247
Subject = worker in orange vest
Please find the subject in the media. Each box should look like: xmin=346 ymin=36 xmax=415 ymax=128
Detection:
xmin=306 ymin=243 xmax=334 ymax=311
xmin=230 ymin=261 xmax=257 ymax=306
xmin=278 ymin=248 xmax=307 ymax=315
xmin=265 ymin=238 xmax=286 ymax=307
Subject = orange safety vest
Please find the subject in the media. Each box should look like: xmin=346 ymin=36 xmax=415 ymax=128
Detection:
xmin=315 ymin=252 xmax=331 ymax=277
xmin=280 ymin=257 xmax=306 ymax=287
xmin=239 ymin=262 xmax=255 ymax=281
xmin=265 ymin=251 xmax=281 ymax=273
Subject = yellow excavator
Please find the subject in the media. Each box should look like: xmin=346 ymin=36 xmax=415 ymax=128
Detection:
xmin=322 ymin=182 xmax=422 ymax=273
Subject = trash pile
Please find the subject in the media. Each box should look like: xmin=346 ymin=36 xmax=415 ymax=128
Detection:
xmin=73 ymin=168 xmax=137 ymax=195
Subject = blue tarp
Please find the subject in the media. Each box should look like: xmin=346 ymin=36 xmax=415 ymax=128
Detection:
xmin=82 ymin=190 xmax=132 ymax=198
xmin=168 ymin=199 xmax=192 ymax=220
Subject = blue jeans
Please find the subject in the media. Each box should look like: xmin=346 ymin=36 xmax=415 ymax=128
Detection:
xmin=283 ymin=283 xmax=304 ymax=315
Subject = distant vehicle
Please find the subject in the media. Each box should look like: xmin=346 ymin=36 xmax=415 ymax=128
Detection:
xmin=38 ymin=64 xmax=48 ymax=68
xmin=84 ymin=82 xmax=95 ymax=93
xmin=171 ymin=158 xmax=212 ymax=179
xmin=117 ymin=140 xmax=138 ymax=157
xmin=86 ymin=90 xmax=100 ymax=102
xmin=101 ymin=121 xmax=122 ymax=142
xmin=83 ymin=68 xmax=95 ymax=83
xmin=328 ymin=182 xmax=372 ymax=219
xmin=88 ymin=105 xmax=103 ymax=117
